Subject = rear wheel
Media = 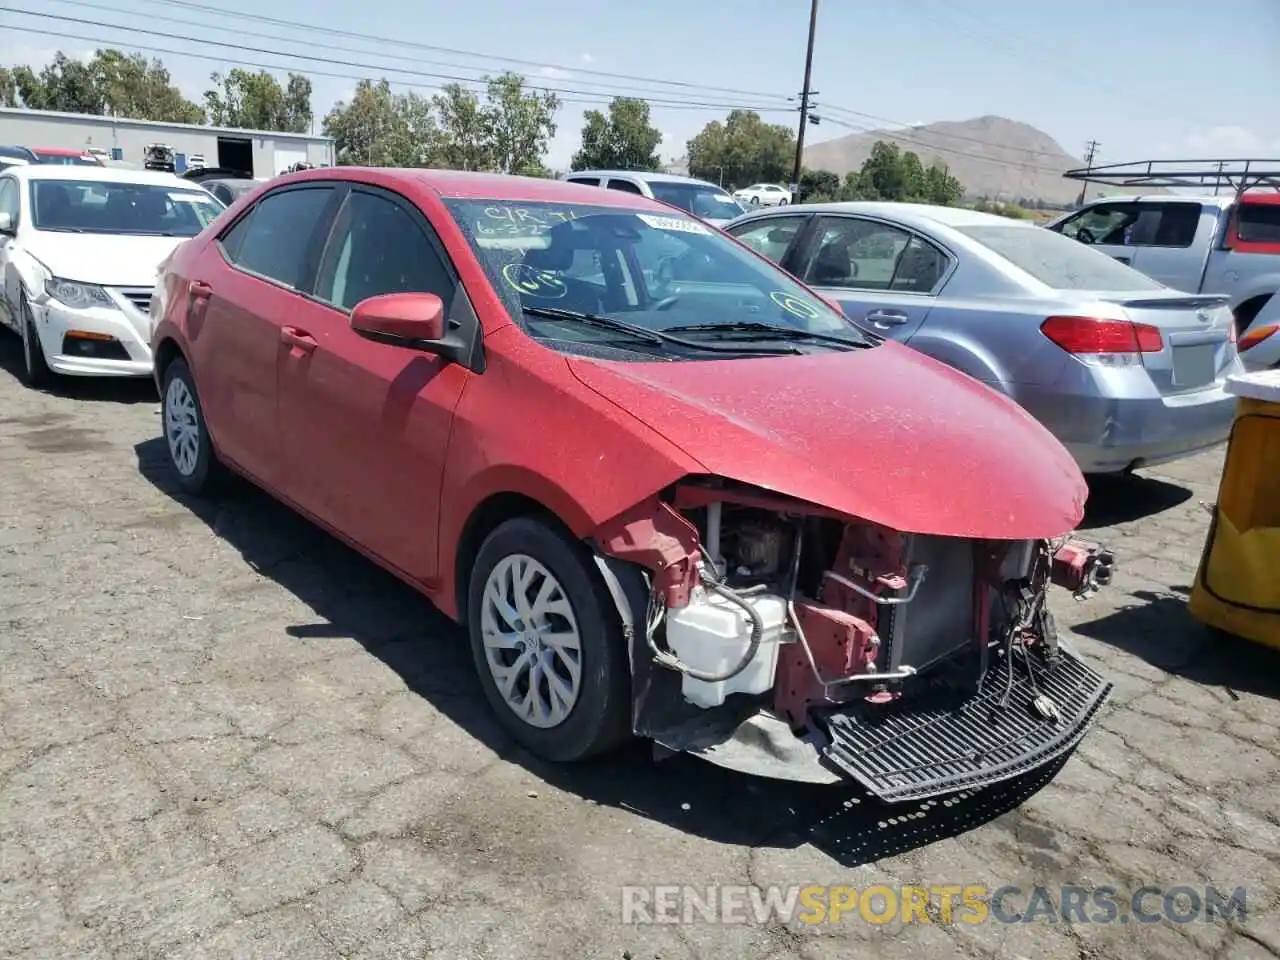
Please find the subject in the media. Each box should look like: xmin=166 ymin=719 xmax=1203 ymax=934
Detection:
xmin=466 ymin=517 xmax=631 ymax=762
xmin=161 ymin=357 xmax=227 ymax=496
xmin=18 ymin=298 xmax=52 ymax=388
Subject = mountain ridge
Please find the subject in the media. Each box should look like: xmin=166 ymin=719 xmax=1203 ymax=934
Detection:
xmin=802 ymin=115 xmax=1086 ymax=206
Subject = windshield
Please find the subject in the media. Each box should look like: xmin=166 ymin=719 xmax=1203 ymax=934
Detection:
xmin=955 ymin=223 xmax=1165 ymax=292
xmin=30 ymin=179 xmax=224 ymax=236
xmin=444 ymin=198 xmax=869 ymax=360
xmin=646 ymin=182 xmax=745 ymax=220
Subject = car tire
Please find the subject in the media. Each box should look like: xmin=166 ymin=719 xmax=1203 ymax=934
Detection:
xmin=467 ymin=516 xmax=631 ymax=763
xmin=18 ymin=297 xmax=52 ymax=388
xmin=160 ymin=356 xmax=226 ymax=496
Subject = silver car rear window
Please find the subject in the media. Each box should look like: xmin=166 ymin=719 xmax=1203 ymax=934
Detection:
xmin=955 ymin=224 xmax=1165 ymax=292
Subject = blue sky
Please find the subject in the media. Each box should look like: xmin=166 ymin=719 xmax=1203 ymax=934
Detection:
xmin=3 ymin=0 xmax=1278 ymax=172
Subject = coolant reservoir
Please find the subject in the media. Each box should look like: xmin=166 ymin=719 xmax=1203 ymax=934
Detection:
xmin=666 ymin=590 xmax=790 ymax=709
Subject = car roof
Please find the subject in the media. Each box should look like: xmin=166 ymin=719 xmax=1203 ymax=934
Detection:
xmin=33 ymin=146 xmax=93 ymax=156
xmin=1080 ymin=193 xmax=1231 ymax=209
xmin=0 ymin=145 xmax=37 ymax=159
xmin=7 ymin=164 xmax=205 ymax=187
xmin=564 ymin=169 xmax=723 ymax=188
xmin=755 ymin=200 xmax=1030 ymax=231
xmin=281 ymin=167 xmax=683 ymax=211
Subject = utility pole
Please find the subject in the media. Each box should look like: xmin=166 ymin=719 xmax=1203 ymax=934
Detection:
xmin=790 ymin=0 xmax=820 ymax=193
xmin=1077 ymin=139 xmax=1100 ymax=206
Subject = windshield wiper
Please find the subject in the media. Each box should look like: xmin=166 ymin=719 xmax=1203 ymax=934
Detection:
xmin=521 ymin=306 xmax=800 ymax=354
xmin=661 ymin=321 xmax=872 ymax=349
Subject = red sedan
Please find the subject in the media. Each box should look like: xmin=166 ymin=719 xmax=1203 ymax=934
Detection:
xmin=151 ymin=168 xmax=1114 ymax=801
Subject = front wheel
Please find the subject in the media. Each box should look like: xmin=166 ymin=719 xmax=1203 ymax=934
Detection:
xmin=19 ymin=298 xmax=52 ymax=388
xmin=467 ymin=517 xmax=631 ymax=762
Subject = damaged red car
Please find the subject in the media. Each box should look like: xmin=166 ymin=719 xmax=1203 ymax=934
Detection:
xmin=151 ymin=168 xmax=1115 ymax=801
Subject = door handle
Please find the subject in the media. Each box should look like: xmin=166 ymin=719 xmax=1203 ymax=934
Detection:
xmin=280 ymin=326 xmax=318 ymax=351
xmin=866 ymin=309 xmax=909 ymax=326
xmin=1113 ymin=256 xmax=1131 ymax=265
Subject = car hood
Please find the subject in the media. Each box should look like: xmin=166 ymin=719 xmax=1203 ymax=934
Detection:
xmin=26 ymin=232 xmax=189 ymax=287
xmin=569 ymin=341 xmax=1087 ymax=539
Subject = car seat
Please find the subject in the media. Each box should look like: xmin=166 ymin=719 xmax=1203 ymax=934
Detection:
xmin=810 ymin=240 xmax=852 ymax=285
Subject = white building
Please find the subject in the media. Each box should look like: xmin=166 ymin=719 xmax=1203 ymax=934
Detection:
xmin=0 ymin=107 xmax=335 ymax=177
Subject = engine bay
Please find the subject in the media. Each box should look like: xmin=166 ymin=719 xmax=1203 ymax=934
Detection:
xmin=594 ymin=478 xmax=1116 ymax=799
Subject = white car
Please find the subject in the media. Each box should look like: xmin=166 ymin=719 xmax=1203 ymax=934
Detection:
xmin=0 ymin=164 xmax=224 ymax=384
xmin=733 ymin=183 xmax=793 ymax=207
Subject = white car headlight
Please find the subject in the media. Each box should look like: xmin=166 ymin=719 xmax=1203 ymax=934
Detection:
xmin=44 ymin=278 xmax=115 ymax=310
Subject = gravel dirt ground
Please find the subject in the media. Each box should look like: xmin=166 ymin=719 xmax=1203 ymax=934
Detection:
xmin=2 ymin=335 xmax=1278 ymax=960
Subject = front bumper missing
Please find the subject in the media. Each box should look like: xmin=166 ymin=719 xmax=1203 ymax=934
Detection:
xmin=821 ymin=646 xmax=1112 ymax=802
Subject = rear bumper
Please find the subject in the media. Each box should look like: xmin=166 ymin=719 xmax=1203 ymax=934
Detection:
xmin=1020 ymin=382 xmax=1237 ymax=474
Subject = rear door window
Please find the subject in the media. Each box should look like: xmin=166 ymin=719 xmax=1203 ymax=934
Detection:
xmin=221 ymin=185 xmax=335 ymax=290
xmin=801 ymin=217 xmax=912 ymax=290
xmin=1238 ymin=201 xmax=1280 ymax=243
xmin=1055 ymin=202 xmax=1141 ymax=245
xmin=957 ymin=223 xmax=1164 ymax=291
xmin=605 ymin=178 xmax=645 ymax=195
xmin=1128 ymin=202 xmax=1202 ymax=248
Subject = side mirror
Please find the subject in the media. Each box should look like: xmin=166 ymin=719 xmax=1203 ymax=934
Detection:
xmin=0 ymin=211 xmax=13 ymax=234
xmin=351 ymin=292 xmax=446 ymax=345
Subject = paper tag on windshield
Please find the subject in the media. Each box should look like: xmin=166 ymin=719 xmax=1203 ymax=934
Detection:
xmin=637 ymin=214 xmax=710 ymax=235
xmin=169 ymin=192 xmax=212 ymax=203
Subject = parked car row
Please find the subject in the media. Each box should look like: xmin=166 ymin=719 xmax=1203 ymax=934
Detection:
xmin=0 ymin=144 xmax=105 ymax=170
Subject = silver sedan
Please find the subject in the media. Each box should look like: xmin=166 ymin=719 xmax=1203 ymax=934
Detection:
xmin=723 ymin=202 xmax=1242 ymax=475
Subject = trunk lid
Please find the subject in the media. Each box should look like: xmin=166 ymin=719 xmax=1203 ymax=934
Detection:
xmin=1104 ymin=291 xmax=1236 ymax=394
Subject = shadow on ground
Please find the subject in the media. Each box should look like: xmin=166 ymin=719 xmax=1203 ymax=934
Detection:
xmin=1079 ymin=473 xmax=1194 ymax=530
xmin=0 ymin=331 xmax=157 ymax=406
xmin=1072 ymin=586 xmax=1280 ymax=702
xmin=135 ymin=436 xmax=1069 ymax=866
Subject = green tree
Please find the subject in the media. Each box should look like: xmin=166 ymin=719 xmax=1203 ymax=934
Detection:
xmin=432 ymin=84 xmax=491 ymax=171
xmin=838 ymin=140 xmax=966 ymax=205
xmin=8 ymin=50 xmax=202 ymax=122
xmin=322 ymin=79 xmax=440 ymax=167
xmin=204 ymin=68 xmax=312 ymax=132
xmin=922 ymin=160 xmax=964 ymax=205
xmin=480 ymin=72 xmax=559 ymax=176
xmin=686 ymin=110 xmax=795 ymax=187
xmin=798 ymin=168 xmax=841 ymax=203
xmin=570 ymin=96 xmax=662 ymax=171
xmin=0 ymin=67 xmax=19 ymax=108
xmin=12 ymin=53 xmax=103 ymax=113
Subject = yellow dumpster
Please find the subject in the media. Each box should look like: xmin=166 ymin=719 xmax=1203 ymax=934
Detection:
xmin=1189 ymin=369 xmax=1280 ymax=650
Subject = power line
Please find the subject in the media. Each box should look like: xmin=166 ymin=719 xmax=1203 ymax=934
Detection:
xmin=1 ymin=11 xmax=1093 ymax=182
xmin=39 ymin=0 xmax=799 ymax=109
xmin=0 ymin=22 xmax=799 ymax=115
xmin=912 ymin=0 xmax=1213 ymax=130
xmin=122 ymin=0 xmax=800 ymax=105
xmin=0 ymin=8 xmax=798 ymax=113
xmin=0 ymin=8 xmax=798 ymax=111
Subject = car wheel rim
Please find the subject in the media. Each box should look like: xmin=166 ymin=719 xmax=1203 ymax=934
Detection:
xmin=480 ymin=553 xmax=583 ymax=729
xmin=164 ymin=376 xmax=201 ymax=477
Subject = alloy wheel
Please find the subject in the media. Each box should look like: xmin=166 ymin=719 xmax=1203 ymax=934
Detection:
xmin=479 ymin=553 xmax=583 ymax=729
xmin=164 ymin=375 xmax=201 ymax=477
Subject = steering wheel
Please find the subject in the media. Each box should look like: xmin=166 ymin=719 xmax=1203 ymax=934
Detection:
xmin=651 ymin=296 xmax=680 ymax=311
xmin=1076 ymin=227 xmax=1097 ymax=244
